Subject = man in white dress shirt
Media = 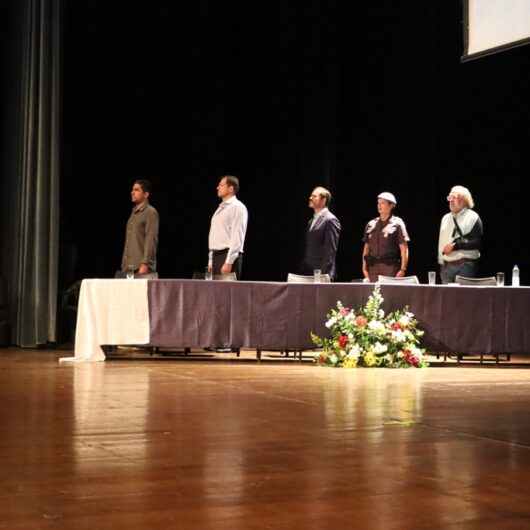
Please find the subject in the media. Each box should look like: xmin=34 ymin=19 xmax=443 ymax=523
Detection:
xmin=208 ymin=175 xmax=248 ymax=280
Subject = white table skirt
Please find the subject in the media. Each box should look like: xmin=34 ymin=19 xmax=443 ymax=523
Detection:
xmin=60 ymin=279 xmax=150 ymax=363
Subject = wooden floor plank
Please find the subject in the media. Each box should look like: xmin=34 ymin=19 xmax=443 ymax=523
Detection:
xmin=1 ymin=348 xmax=530 ymax=529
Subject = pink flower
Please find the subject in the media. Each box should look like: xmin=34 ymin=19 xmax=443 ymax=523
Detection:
xmin=339 ymin=307 xmax=351 ymax=315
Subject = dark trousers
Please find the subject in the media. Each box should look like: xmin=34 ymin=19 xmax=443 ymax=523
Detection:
xmin=212 ymin=250 xmax=243 ymax=280
xmin=367 ymin=263 xmax=400 ymax=282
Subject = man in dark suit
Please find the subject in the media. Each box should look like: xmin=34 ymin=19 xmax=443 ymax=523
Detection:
xmin=301 ymin=187 xmax=341 ymax=281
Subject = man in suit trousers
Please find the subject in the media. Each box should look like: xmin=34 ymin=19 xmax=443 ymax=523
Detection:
xmin=301 ymin=187 xmax=341 ymax=281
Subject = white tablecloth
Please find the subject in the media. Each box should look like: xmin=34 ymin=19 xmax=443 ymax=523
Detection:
xmin=60 ymin=279 xmax=150 ymax=363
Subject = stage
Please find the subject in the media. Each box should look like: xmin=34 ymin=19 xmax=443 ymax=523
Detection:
xmin=5 ymin=348 xmax=530 ymax=528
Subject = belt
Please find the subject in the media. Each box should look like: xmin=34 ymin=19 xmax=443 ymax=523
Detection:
xmin=365 ymin=254 xmax=399 ymax=266
xmin=211 ymin=249 xmax=243 ymax=257
xmin=443 ymin=258 xmax=476 ymax=266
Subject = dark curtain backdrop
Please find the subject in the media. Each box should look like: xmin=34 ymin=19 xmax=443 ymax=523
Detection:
xmin=1 ymin=0 xmax=61 ymax=347
xmin=2 ymin=1 xmax=530 ymax=345
xmin=59 ymin=1 xmax=530 ymax=288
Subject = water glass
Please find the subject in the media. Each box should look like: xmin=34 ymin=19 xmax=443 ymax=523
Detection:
xmin=126 ymin=265 xmax=135 ymax=280
xmin=314 ymin=269 xmax=322 ymax=283
xmin=496 ymin=272 xmax=505 ymax=286
xmin=205 ymin=267 xmax=213 ymax=281
xmin=428 ymin=271 xmax=436 ymax=285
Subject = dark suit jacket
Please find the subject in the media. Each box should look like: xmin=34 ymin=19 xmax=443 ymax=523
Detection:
xmin=302 ymin=209 xmax=341 ymax=280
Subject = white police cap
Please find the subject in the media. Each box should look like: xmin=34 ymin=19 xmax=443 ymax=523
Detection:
xmin=378 ymin=192 xmax=397 ymax=204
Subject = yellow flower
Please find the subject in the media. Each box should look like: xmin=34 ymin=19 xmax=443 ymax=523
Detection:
xmin=343 ymin=357 xmax=358 ymax=368
xmin=364 ymin=351 xmax=376 ymax=366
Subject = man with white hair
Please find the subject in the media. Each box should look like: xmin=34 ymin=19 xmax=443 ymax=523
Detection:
xmin=438 ymin=185 xmax=483 ymax=284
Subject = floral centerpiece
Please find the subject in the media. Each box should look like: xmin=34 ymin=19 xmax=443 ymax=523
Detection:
xmin=311 ymin=283 xmax=428 ymax=368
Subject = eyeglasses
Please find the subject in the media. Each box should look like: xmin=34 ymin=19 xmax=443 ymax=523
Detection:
xmin=446 ymin=194 xmax=461 ymax=201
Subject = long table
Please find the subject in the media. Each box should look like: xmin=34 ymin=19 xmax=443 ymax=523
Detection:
xmin=63 ymin=279 xmax=530 ymax=362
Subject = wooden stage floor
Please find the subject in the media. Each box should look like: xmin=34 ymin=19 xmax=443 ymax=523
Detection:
xmin=2 ymin=347 xmax=530 ymax=529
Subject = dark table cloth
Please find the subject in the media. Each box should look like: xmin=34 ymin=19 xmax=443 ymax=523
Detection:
xmin=148 ymin=281 xmax=530 ymax=354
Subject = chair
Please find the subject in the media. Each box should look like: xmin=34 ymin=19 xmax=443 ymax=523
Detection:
xmin=114 ymin=270 xmax=159 ymax=279
xmin=192 ymin=272 xmax=237 ymax=281
xmin=378 ymin=275 xmax=419 ymax=285
xmin=286 ymin=273 xmax=330 ymax=283
xmin=454 ymin=275 xmax=496 ymax=286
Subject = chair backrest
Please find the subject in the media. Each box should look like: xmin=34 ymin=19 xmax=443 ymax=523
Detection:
xmin=287 ymin=273 xmax=331 ymax=283
xmin=455 ymin=275 xmax=496 ymax=286
xmin=378 ymin=275 xmax=419 ymax=285
xmin=192 ymin=272 xmax=237 ymax=280
xmin=114 ymin=270 xmax=159 ymax=279
xmin=213 ymin=273 xmax=237 ymax=281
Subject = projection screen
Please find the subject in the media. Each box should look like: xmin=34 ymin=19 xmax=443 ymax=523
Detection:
xmin=463 ymin=0 xmax=530 ymax=61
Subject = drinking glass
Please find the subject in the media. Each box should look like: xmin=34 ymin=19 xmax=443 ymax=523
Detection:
xmin=496 ymin=272 xmax=505 ymax=286
xmin=205 ymin=267 xmax=213 ymax=280
xmin=126 ymin=265 xmax=135 ymax=280
xmin=314 ymin=269 xmax=322 ymax=283
xmin=428 ymin=271 xmax=436 ymax=285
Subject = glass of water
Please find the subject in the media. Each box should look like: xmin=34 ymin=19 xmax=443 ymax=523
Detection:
xmin=314 ymin=269 xmax=322 ymax=283
xmin=205 ymin=267 xmax=213 ymax=280
xmin=126 ymin=265 xmax=135 ymax=280
xmin=496 ymin=272 xmax=505 ymax=286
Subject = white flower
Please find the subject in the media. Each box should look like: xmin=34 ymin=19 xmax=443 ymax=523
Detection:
xmin=326 ymin=316 xmax=337 ymax=328
xmin=404 ymin=330 xmax=414 ymax=341
xmin=398 ymin=315 xmax=410 ymax=327
xmin=368 ymin=320 xmax=385 ymax=333
xmin=329 ymin=353 xmax=338 ymax=364
xmin=348 ymin=344 xmax=361 ymax=357
xmin=373 ymin=341 xmax=388 ymax=354
xmin=411 ymin=346 xmax=423 ymax=359
xmin=391 ymin=329 xmax=407 ymax=342
xmin=378 ymin=309 xmax=385 ymax=319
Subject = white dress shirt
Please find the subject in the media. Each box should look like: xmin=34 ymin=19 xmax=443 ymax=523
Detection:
xmin=208 ymin=196 xmax=248 ymax=265
xmin=309 ymin=207 xmax=329 ymax=230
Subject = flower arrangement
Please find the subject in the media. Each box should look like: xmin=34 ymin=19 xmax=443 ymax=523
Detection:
xmin=311 ymin=283 xmax=428 ymax=368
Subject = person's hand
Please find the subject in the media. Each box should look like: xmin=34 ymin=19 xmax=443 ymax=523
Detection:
xmin=221 ymin=263 xmax=232 ymax=274
xmin=443 ymin=242 xmax=455 ymax=255
xmin=396 ymin=269 xmax=405 ymax=278
xmin=138 ymin=263 xmax=149 ymax=275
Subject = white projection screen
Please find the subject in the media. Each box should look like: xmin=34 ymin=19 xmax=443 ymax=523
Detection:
xmin=463 ymin=0 xmax=530 ymax=61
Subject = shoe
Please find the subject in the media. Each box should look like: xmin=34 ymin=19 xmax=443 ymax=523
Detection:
xmin=215 ymin=348 xmax=233 ymax=353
